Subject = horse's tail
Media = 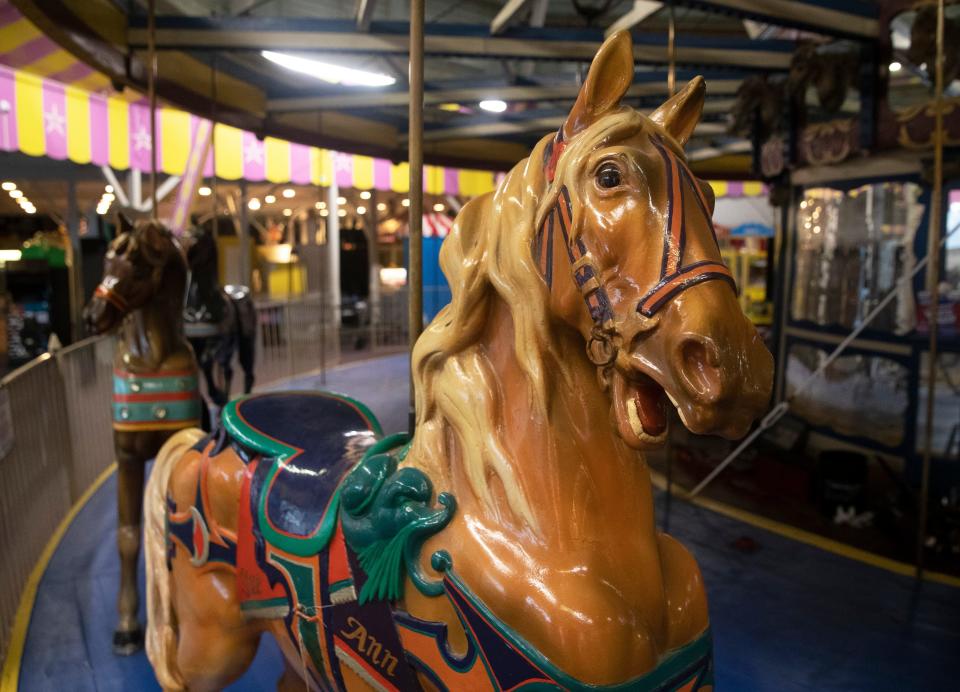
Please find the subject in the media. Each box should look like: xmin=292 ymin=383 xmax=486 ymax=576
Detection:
xmin=144 ymin=428 xmax=205 ymax=691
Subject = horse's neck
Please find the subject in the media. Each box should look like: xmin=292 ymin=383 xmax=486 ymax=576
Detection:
xmin=119 ymin=279 xmax=188 ymax=371
xmin=472 ymin=296 xmax=656 ymax=547
xmin=187 ymin=270 xmax=221 ymax=305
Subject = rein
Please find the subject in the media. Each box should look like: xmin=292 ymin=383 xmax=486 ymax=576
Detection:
xmin=535 ymin=127 xmax=735 ymax=365
xmin=95 ymin=280 xmax=130 ymax=314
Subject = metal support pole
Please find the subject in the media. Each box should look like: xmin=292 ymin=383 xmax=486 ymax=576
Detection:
xmin=667 ymin=2 xmax=676 ymax=97
xmin=65 ymin=178 xmax=82 ymax=341
xmin=408 ymin=0 xmax=425 ymax=432
xmin=147 ymin=0 xmax=158 ymax=218
xmin=367 ymin=189 xmax=381 ymax=351
xmin=210 ymin=59 xmax=218 ymax=236
xmin=238 ymin=180 xmax=250 ymax=286
xmin=917 ymin=0 xmax=946 ymax=580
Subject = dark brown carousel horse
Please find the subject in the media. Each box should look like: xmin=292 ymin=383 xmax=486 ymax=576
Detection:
xmin=184 ymin=228 xmax=256 ymax=409
xmin=83 ymin=216 xmax=202 ymax=654
xmin=144 ymin=32 xmax=773 ymax=691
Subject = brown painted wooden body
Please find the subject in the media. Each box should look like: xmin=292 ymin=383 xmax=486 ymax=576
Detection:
xmin=144 ymin=32 xmax=773 ymax=690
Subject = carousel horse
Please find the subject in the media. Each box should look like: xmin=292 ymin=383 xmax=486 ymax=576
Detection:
xmin=83 ymin=216 xmax=203 ymax=654
xmin=183 ymin=228 xmax=257 ymax=409
xmin=143 ymin=31 xmax=773 ymax=691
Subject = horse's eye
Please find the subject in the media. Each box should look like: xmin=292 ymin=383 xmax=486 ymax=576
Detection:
xmin=596 ymin=163 xmax=622 ymax=189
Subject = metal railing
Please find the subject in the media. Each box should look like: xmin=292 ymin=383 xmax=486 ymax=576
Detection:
xmin=0 ymin=292 xmax=414 ymax=661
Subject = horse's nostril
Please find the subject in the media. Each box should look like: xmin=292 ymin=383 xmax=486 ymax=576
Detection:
xmin=678 ymin=337 xmax=723 ymax=403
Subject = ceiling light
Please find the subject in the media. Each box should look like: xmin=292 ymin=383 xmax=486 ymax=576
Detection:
xmin=336 ymin=196 xmax=347 ymax=205
xmin=889 ymin=61 xmax=902 ymax=73
xmin=320 ymin=209 xmax=329 ymax=217
xmin=282 ymin=208 xmax=293 ymax=217
xmin=433 ymin=202 xmax=445 ymax=212
xmin=360 ymin=190 xmax=371 ymax=200
xmin=105 ymin=184 xmax=114 ymax=193
xmin=9 ymin=190 xmax=22 ymax=198
xmin=479 ymin=99 xmax=507 ymax=113
xmin=248 ymin=198 xmax=261 ymax=211
xmin=0 ymin=249 xmax=22 ymax=261
xmin=1 ymin=182 xmax=15 ymax=191
xmin=261 ymin=50 xmax=396 ymax=87
xmin=356 ymin=206 xmax=366 ymax=215
xmin=376 ymin=202 xmax=386 ymax=211
xmin=401 ymin=198 xmax=410 ymax=207
xmin=282 ymin=188 xmax=295 ymax=198
xmin=315 ymin=201 xmax=323 ymax=210
xmin=265 ymin=194 xmax=276 ymax=204
xmin=23 ymin=207 xmax=35 ymax=214
xmin=198 ymin=186 xmax=212 ymax=197
xmin=338 ymin=208 xmax=347 ymax=217
xmin=103 ymin=193 xmax=115 ymax=202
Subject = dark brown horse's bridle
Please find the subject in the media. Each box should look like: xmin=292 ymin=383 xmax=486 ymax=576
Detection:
xmin=535 ymin=127 xmax=735 ymax=365
xmin=94 ymin=279 xmax=130 ymax=314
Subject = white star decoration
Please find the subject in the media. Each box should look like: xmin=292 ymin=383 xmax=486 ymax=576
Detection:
xmin=132 ymin=126 xmax=152 ymax=152
xmin=335 ymin=154 xmax=353 ymax=171
xmin=44 ymin=104 xmax=66 ymax=137
xmin=244 ymin=140 xmax=264 ymax=166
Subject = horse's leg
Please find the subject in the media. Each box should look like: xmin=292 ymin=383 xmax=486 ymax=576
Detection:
xmin=114 ymin=439 xmax=146 ymax=654
xmin=237 ymin=298 xmax=256 ymax=393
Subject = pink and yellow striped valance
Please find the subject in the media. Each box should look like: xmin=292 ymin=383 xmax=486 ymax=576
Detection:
xmin=0 ymin=64 xmax=501 ymax=198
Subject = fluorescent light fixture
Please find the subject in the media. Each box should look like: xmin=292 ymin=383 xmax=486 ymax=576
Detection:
xmin=265 ymin=194 xmax=276 ymax=204
xmin=9 ymin=189 xmax=22 ymax=198
xmin=282 ymin=188 xmax=295 ymax=198
xmin=379 ymin=266 xmax=407 ymax=286
xmin=889 ymin=61 xmax=902 ymax=72
xmin=1 ymin=182 xmax=15 ymax=191
xmin=198 ymin=186 xmax=212 ymax=196
xmin=356 ymin=206 xmax=366 ymax=215
xmin=0 ymin=249 xmax=22 ymax=261
xmin=261 ymin=50 xmax=395 ymax=87
xmin=479 ymin=99 xmax=507 ymax=113
xmin=360 ymin=190 xmax=371 ymax=200
xmin=248 ymin=198 xmax=262 ymax=211
xmin=433 ymin=202 xmax=445 ymax=212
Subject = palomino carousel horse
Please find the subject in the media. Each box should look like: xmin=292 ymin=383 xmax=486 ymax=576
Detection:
xmin=183 ymin=227 xmax=256 ymax=409
xmin=83 ymin=216 xmax=202 ymax=654
xmin=144 ymin=32 xmax=773 ymax=690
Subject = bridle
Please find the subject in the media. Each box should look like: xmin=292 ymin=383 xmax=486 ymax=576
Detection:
xmin=94 ymin=278 xmax=130 ymax=314
xmin=535 ymin=126 xmax=735 ymax=366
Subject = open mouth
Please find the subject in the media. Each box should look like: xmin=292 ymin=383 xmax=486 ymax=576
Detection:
xmin=611 ymin=368 xmax=670 ymax=449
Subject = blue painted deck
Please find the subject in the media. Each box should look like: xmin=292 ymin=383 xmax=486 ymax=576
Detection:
xmin=15 ymin=354 xmax=958 ymax=691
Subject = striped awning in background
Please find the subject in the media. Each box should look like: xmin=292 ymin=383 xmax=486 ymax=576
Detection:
xmin=0 ymin=0 xmax=110 ymax=93
xmin=423 ymin=212 xmax=455 ymax=238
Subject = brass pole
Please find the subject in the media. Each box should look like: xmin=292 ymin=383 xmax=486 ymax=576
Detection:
xmin=408 ymin=0 xmax=424 ymax=432
xmin=917 ymin=0 xmax=946 ymax=580
xmin=210 ymin=58 xmax=218 ymax=236
xmin=667 ymin=2 xmax=676 ymax=96
xmin=147 ymin=0 xmax=158 ymax=218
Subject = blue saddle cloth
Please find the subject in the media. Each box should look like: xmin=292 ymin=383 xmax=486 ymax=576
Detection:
xmin=225 ymin=391 xmax=382 ymax=551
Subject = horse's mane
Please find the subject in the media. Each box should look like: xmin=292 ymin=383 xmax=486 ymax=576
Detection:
xmin=409 ymin=108 xmax=651 ymax=532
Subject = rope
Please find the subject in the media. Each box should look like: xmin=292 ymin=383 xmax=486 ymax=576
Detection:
xmin=689 ymin=218 xmax=960 ymax=499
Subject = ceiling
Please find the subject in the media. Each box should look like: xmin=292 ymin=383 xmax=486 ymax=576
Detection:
xmin=9 ymin=0 xmax=892 ymax=175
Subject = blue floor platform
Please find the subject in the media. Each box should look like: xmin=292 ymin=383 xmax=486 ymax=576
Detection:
xmin=13 ymin=354 xmax=959 ymax=691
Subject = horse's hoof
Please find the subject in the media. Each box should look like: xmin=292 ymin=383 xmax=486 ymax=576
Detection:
xmin=112 ymin=627 xmax=144 ymax=656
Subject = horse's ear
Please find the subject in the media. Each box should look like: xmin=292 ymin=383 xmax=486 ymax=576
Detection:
xmin=650 ymin=76 xmax=705 ymax=147
xmin=562 ymin=30 xmax=634 ymax=139
xmin=139 ymin=221 xmax=170 ymax=264
xmin=117 ymin=211 xmax=134 ymax=235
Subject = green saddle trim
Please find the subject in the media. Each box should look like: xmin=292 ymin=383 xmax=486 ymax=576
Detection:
xmin=222 ymin=390 xmax=385 ymax=558
xmin=340 ymin=438 xmax=456 ymax=604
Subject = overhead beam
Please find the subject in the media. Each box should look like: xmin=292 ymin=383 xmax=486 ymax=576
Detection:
xmin=673 ymin=0 xmax=878 ymax=39
xmin=491 ymin=0 xmax=534 ymax=35
xmin=606 ymin=1 xmax=662 ymax=38
xmin=268 ymin=78 xmax=744 ymax=112
xmin=128 ymin=18 xmax=794 ymax=69
xmin=418 ymin=117 xmax=728 ymax=142
xmin=687 ymin=139 xmax=752 ymax=162
xmin=356 ymin=0 xmax=376 ymax=32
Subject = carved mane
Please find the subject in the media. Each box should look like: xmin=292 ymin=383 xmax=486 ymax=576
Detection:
xmin=409 ymin=108 xmax=652 ymax=532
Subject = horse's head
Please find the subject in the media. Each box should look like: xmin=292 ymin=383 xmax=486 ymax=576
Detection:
xmin=538 ymin=31 xmax=773 ymax=449
xmin=185 ymin=227 xmax=218 ymax=275
xmin=84 ymin=215 xmax=185 ymax=334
